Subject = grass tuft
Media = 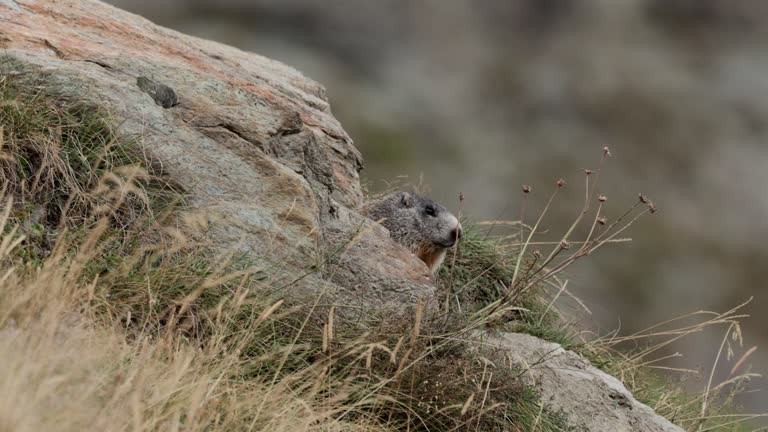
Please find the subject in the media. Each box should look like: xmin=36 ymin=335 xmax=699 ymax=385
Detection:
xmin=1 ymin=61 xmax=762 ymax=432
xmin=434 ymin=152 xmax=763 ymax=431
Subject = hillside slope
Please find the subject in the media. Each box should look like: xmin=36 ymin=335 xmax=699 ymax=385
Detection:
xmin=0 ymin=1 xmax=704 ymax=430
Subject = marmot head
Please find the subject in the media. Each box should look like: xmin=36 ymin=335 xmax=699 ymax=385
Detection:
xmin=364 ymin=191 xmax=462 ymax=273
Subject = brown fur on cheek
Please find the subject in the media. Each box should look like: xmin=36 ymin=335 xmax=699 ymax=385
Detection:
xmin=416 ymin=244 xmax=448 ymax=274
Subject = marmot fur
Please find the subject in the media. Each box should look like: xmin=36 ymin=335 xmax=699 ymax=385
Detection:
xmin=362 ymin=191 xmax=462 ymax=273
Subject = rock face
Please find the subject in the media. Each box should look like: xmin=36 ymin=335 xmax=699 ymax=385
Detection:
xmin=477 ymin=332 xmax=685 ymax=432
xmin=0 ymin=0 xmax=434 ymax=314
xmin=0 ymin=1 xmax=683 ymax=429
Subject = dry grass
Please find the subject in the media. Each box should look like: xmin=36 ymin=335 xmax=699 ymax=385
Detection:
xmin=0 ymin=200 xmax=389 ymax=432
xmin=2 ymin=59 xmax=762 ymax=432
xmin=0 ymin=201 xmax=569 ymax=431
xmin=0 ymin=64 xmax=574 ymax=432
xmin=436 ymin=148 xmax=764 ymax=431
xmin=0 ymin=66 xmax=363 ymax=431
xmin=585 ymin=300 xmax=765 ymax=431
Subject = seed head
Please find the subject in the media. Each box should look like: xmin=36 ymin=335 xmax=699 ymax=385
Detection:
xmin=556 ymin=178 xmax=566 ymax=188
xmin=459 ymin=192 xmax=464 ymax=202
xmin=533 ymin=250 xmax=543 ymax=259
xmin=597 ymin=216 xmax=607 ymax=225
xmin=560 ymin=240 xmax=571 ymax=250
xmin=603 ymin=146 xmax=612 ymax=157
xmin=584 ymin=169 xmax=593 ymax=175
xmin=648 ymin=201 xmax=658 ymax=214
xmin=598 ymin=194 xmax=607 ymax=202
xmin=522 ymin=185 xmax=531 ymax=194
xmin=639 ymin=194 xmax=650 ymax=204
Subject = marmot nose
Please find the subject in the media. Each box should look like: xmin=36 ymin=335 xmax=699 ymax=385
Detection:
xmin=450 ymin=226 xmax=463 ymax=242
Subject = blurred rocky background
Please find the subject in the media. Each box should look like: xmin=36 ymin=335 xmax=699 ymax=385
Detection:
xmin=106 ymin=0 xmax=768 ymax=420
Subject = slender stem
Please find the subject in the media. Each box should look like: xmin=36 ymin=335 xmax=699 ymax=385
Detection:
xmin=445 ymin=196 xmax=465 ymax=314
xmin=509 ymin=187 xmax=559 ymax=290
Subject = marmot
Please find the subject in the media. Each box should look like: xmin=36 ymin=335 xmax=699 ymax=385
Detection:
xmin=362 ymin=191 xmax=462 ymax=273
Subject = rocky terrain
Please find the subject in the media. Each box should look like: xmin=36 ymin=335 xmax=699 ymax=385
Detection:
xmin=0 ymin=0 xmax=750 ymax=430
xmin=0 ymin=0 xmax=445 ymax=319
xmin=100 ymin=0 xmax=768 ymax=419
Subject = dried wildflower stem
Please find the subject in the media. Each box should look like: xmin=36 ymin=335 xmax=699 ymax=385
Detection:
xmin=589 ymin=147 xmax=610 ymax=196
xmin=478 ymin=187 xmax=560 ymax=318
xmin=519 ymin=187 xmax=529 ymax=244
xmin=445 ymin=193 xmax=465 ymax=314
xmin=542 ymin=275 xmax=592 ymax=315
xmin=536 ymin=280 xmax=568 ymax=326
xmin=559 ymin=172 xmax=591 ymax=241
xmin=586 ymin=208 xmax=650 ymax=255
xmin=532 ymin=202 xmax=644 ymax=287
xmin=522 ymin=254 xmax=539 ymax=278
xmin=520 ymin=161 xmax=607 ymax=291
xmin=509 ymin=186 xmax=560 ymax=291
xmin=593 ymin=201 xmax=643 ymax=243
xmin=507 ymin=207 xmax=650 ymax=307
xmin=578 ymin=202 xmax=604 ymax=255
xmin=518 ymin=242 xmax=564 ymax=292
xmin=514 ymin=239 xmax=631 ymax=247
xmin=556 ymin=150 xmax=608 ymax=252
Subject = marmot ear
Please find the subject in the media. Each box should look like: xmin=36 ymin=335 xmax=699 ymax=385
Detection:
xmin=399 ymin=192 xmax=413 ymax=208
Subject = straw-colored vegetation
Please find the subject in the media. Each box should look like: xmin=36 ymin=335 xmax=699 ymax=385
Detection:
xmin=0 ymin=66 xmax=762 ymax=431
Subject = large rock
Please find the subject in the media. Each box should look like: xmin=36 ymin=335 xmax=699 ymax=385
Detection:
xmin=0 ymin=0 xmax=434 ymax=314
xmin=477 ymin=332 xmax=685 ymax=432
xmin=0 ymin=1 xmax=686 ymax=429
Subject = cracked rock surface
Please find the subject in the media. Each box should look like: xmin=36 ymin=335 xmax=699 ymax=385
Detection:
xmin=0 ymin=0 xmax=434 ymax=313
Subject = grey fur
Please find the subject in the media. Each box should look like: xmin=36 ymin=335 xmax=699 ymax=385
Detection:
xmin=362 ymin=191 xmax=462 ymax=273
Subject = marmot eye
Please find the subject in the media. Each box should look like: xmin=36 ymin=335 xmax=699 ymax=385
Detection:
xmin=425 ymin=205 xmax=436 ymax=216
